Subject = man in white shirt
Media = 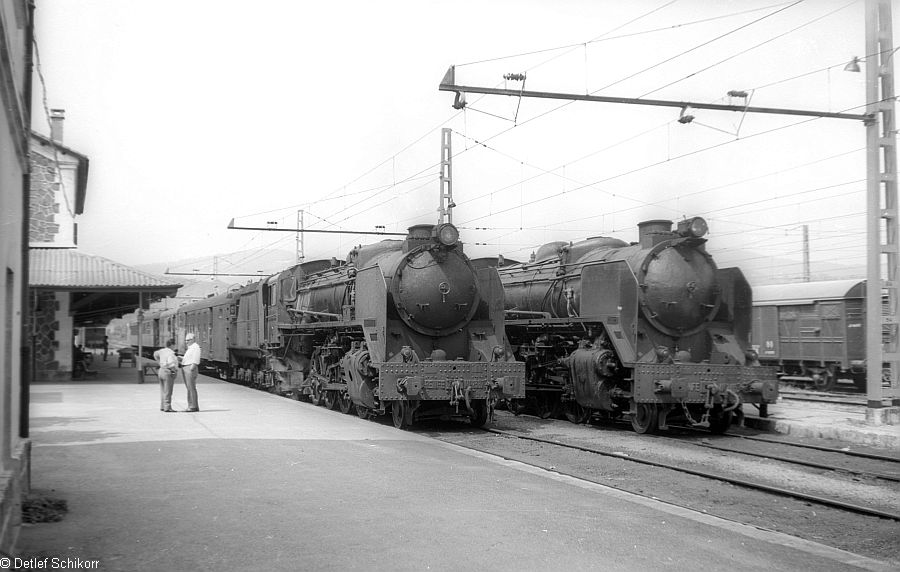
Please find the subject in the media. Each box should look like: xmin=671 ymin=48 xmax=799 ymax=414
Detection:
xmin=181 ymin=332 xmax=201 ymax=412
xmin=153 ymin=339 xmax=178 ymax=412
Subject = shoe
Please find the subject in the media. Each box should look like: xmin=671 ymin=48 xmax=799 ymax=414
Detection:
xmin=163 ymin=408 xmax=176 ymax=412
xmin=186 ymin=408 xmax=199 ymax=412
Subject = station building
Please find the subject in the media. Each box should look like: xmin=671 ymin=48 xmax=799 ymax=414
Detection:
xmin=0 ymin=0 xmax=33 ymax=556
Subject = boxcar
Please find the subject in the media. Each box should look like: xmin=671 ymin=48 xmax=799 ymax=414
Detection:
xmin=751 ymin=279 xmax=865 ymax=391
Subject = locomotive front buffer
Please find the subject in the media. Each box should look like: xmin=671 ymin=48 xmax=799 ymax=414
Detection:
xmin=634 ymin=362 xmax=779 ymax=430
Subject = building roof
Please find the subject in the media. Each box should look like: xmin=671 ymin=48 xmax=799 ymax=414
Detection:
xmin=30 ymin=248 xmax=182 ymax=326
xmin=31 ymin=131 xmax=90 ymax=214
xmin=30 ymin=248 xmax=181 ymax=291
xmin=753 ymin=279 xmax=865 ymax=306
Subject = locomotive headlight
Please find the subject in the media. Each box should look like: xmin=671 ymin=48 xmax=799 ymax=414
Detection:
xmin=434 ymin=223 xmax=460 ymax=247
xmin=677 ymin=217 xmax=708 ymax=238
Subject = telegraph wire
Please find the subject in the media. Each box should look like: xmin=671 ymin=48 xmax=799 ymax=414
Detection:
xmin=455 ymin=1 xmax=797 ymax=67
xmin=639 ymin=0 xmax=855 ymax=98
xmin=593 ymin=0 xmax=805 ymax=97
xmin=32 ymin=34 xmax=75 ymax=219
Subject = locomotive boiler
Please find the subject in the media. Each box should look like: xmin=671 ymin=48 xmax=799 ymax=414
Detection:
xmin=268 ymin=222 xmax=525 ymax=427
xmin=497 ymin=217 xmax=777 ymax=434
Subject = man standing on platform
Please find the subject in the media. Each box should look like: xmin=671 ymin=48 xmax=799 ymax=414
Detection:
xmin=153 ymin=339 xmax=178 ymax=412
xmin=181 ymin=332 xmax=201 ymax=412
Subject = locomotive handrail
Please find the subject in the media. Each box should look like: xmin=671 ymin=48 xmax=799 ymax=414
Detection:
xmin=288 ymin=308 xmax=342 ymax=319
xmin=504 ymin=309 xmax=552 ymax=318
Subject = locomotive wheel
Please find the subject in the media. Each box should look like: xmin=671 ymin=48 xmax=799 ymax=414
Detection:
xmin=708 ymin=408 xmax=733 ymax=434
xmin=469 ymin=401 xmax=489 ymax=427
xmin=323 ymin=390 xmax=337 ymax=410
xmin=564 ymin=401 xmax=590 ymax=424
xmin=392 ymin=401 xmax=410 ymax=429
xmin=338 ymin=392 xmax=353 ymax=414
xmin=631 ymin=403 xmax=659 ymax=434
xmin=356 ymin=404 xmax=370 ymax=419
xmin=537 ymin=395 xmax=558 ymax=419
xmin=310 ymin=382 xmax=324 ymax=406
xmin=812 ymin=367 xmax=837 ymax=392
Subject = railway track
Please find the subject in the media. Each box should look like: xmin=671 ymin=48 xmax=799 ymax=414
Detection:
xmin=659 ymin=426 xmax=900 ymax=479
xmin=476 ymin=426 xmax=900 ymax=521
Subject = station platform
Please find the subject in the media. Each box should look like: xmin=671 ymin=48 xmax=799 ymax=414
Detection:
xmin=742 ymin=391 xmax=899 ymax=451
xmin=7 ymin=355 xmax=898 ymax=571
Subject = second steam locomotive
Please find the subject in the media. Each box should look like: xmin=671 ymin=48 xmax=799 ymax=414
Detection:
xmin=494 ymin=217 xmax=778 ymax=434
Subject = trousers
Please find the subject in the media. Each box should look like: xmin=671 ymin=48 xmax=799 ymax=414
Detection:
xmin=183 ymin=364 xmax=199 ymax=410
xmin=159 ymin=369 xmax=175 ymax=410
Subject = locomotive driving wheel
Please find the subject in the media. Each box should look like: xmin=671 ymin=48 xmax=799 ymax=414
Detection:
xmin=536 ymin=394 xmax=559 ymax=419
xmin=631 ymin=403 xmax=659 ymax=434
xmin=338 ymin=391 xmax=353 ymax=414
xmin=392 ymin=401 xmax=411 ymax=429
xmin=309 ymin=380 xmax=324 ymax=406
xmin=323 ymin=390 xmax=337 ymax=410
xmin=564 ymin=401 xmax=590 ymax=424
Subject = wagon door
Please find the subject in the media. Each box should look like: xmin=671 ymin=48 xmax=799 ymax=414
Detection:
xmin=208 ymin=304 xmax=227 ymax=363
xmin=753 ymin=305 xmax=780 ymax=360
xmin=237 ymin=290 xmax=260 ymax=349
xmin=845 ymin=300 xmax=864 ymax=362
xmin=797 ymin=304 xmax=825 ymax=364
xmin=778 ymin=307 xmax=801 ymax=360
xmin=819 ymin=301 xmax=847 ymax=368
xmin=264 ymin=276 xmax=279 ymax=349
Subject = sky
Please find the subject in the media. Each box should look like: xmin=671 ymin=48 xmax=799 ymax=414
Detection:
xmin=31 ymin=0 xmax=894 ymax=285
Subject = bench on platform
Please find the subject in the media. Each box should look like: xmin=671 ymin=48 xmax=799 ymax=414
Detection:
xmin=118 ymin=348 xmax=136 ymax=367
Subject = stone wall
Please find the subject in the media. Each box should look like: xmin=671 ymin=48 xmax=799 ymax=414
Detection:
xmin=29 ymin=154 xmax=61 ymax=243
xmin=29 ymin=292 xmax=73 ymax=381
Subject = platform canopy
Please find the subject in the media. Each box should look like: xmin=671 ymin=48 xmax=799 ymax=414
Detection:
xmin=29 ymin=248 xmax=181 ymax=326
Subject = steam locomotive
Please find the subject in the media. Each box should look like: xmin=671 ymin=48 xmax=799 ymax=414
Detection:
xmin=117 ymin=223 xmax=525 ymax=428
xmin=493 ymin=217 xmax=778 ymax=434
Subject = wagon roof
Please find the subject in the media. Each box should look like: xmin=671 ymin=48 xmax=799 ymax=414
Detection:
xmin=752 ymin=279 xmax=865 ymax=305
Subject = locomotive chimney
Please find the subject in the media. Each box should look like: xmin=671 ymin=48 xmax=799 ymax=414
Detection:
xmin=638 ymin=219 xmax=673 ymax=248
xmin=50 ymin=108 xmax=65 ymax=142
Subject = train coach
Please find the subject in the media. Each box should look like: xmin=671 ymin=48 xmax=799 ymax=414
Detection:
xmin=492 ymin=217 xmax=779 ymax=434
xmin=751 ymin=279 xmax=876 ymax=391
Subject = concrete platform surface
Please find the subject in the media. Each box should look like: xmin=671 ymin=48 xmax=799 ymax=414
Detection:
xmin=743 ymin=395 xmax=899 ymax=450
xmin=6 ymin=358 xmax=898 ymax=571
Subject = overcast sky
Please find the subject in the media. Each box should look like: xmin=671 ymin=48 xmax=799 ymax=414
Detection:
xmin=31 ymin=0 xmax=892 ymax=284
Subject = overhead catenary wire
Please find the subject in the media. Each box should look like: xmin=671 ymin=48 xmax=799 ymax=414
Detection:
xmin=325 ymin=3 xmax=854 ymax=247
xmin=228 ymin=3 xmax=872 ymax=276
